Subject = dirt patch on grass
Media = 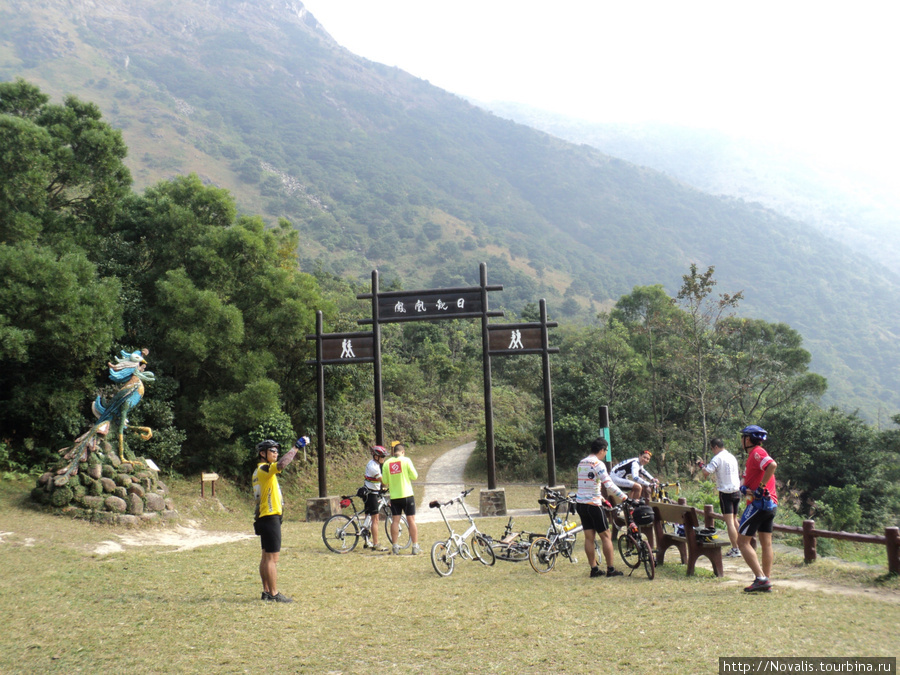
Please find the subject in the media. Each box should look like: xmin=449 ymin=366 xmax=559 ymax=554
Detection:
xmin=93 ymin=519 xmax=254 ymax=554
xmin=712 ymin=545 xmax=900 ymax=603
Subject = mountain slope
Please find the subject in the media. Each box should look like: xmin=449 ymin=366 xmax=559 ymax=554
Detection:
xmin=2 ymin=0 xmax=899 ymax=420
xmin=484 ymin=102 xmax=900 ymax=273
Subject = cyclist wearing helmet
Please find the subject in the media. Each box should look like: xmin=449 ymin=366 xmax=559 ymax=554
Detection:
xmin=253 ymin=435 xmax=309 ymax=602
xmin=361 ymin=445 xmax=389 ymax=551
xmin=611 ymin=450 xmax=658 ymax=500
xmin=736 ymin=425 xmax=778 ymax=593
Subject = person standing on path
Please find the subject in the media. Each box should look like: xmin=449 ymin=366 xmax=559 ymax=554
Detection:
xmin=697 ymin=438 xmax=742 ymax=557
xmin=737 ymin=425 xmax=778 ymax=593
xmin=575 ymin=437 xmax=627 ymax=578
xmin=253 ymin=436 xmax=309 ymax=602
xmin=382 ymin=441 xmax=420 ymax=555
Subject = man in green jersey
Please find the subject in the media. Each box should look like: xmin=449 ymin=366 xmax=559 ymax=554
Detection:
xmin=382 ymin=441 xmax=420 ymax=555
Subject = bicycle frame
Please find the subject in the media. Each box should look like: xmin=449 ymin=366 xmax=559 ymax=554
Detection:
xmin=321 ymin=488 xmax=410 ymax=553
xmin=650 ymin=481 xmax=681 ymax=503
xmin=529 ymin=491 xmax=585 ymax=572
xmin=429 ymin=488 xmax=495 ymax=576
xmin=609 ymin=500 xmax=656 ymax=579
xmin=490 ymin=517 xmax=539 ymax=563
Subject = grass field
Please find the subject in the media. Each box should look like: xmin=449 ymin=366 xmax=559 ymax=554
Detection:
xmin=1 ymin=452 xmax=898 ymax=674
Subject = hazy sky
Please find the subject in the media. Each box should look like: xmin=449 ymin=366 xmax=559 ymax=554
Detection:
xmin=301 ymin=1 xmax=898 ymax=182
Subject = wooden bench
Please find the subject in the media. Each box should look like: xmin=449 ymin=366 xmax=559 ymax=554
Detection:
xmin=651 ymin=502 xmax=730 ymax=577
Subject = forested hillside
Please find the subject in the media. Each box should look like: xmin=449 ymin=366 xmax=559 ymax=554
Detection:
xmin=1 ymin=0 xmax=900 ymax=423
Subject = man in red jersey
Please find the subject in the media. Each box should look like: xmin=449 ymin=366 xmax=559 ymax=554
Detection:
xmin=737 ymin=425 xmax=778 ymax=593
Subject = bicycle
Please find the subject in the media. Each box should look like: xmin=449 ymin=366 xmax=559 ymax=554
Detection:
xmin=649 ymin=481 xmax=681 ymax=536
xmin=322 ymin=488 xmax=411 ymax=553
xmin=608 ymin=498 xmax=655 ymax=579
xmin=649 ymin=481 xmax=681 ymax=504
xmin=528 ymin=490 xmax=593 ymax=573
xmin=486 ymin=516 xmax=542 ymax=563
xmin=429 ymin=488 xmax=496 ymax=576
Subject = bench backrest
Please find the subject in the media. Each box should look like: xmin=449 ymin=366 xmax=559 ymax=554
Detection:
xmin=651 ymin=502 xmax=699 ymax=528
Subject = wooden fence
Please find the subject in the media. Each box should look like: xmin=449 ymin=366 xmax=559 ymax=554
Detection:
xmin=698 ymin=502 xmax=900 ymax=575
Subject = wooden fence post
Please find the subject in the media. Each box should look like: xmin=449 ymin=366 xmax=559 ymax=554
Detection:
xmin=886 ymin=527 xmax=899 ymax=576
xmin=802 ymin=519 xmax=816 ymax=564
xmin=703 ymin=504 xmax=715 ymax=528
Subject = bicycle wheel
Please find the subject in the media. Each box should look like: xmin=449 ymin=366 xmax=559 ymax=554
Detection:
xmin=618 ymin=532 xmax=641 ymax=569
xmin=431 ymin=540 xmax=454 ymax=577
xmin=528 ymin=537 xmax=557 ymax=573
xmin=639 ymin=539 xmax=656 ymax=580
xmin=382 ymin=513 xmax=412 ymax=549
xmin=322 ymin=514 xmax=359 ymax=553
xmin=471 ymin=534 xmax=496 ymax=566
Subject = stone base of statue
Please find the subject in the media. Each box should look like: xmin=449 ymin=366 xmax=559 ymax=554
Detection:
xmin=31 ymin=445 xmax=177 ymax=525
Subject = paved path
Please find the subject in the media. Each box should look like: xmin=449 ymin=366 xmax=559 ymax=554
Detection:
xmin=415 ymin=441 xmax=542 ymax=523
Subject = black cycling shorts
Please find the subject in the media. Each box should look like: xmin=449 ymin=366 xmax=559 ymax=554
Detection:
xmin=364 ymin=490 xmax=381 ymax=516
xmin=256 ymin=514 xmax=282 ymax=553
xmin=719 ymin=491 xmax=742 ymax=515
xmin=390 ymin=495 xmax=416 ymax=517
xmin=738 ymin=503 xmax=776 ymax=537
xmin=575 ymin=502 xmax=609 ymax=534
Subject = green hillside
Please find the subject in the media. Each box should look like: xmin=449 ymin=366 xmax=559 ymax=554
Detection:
xmin=2 ymin=0 xmax=899 ymax=420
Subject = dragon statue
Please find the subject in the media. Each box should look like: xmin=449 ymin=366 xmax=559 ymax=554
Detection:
xmin=58 ymin=348 xmax=155 ymax=477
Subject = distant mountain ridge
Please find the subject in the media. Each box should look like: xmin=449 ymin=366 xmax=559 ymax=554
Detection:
xmin=2 ymin=0 xmax=899 ymax=421
xmin=483 ymin=101 xmax=900 ymax=273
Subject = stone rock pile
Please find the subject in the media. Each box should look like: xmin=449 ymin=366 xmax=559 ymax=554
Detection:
xmin=31 ymin=449 xmax=177 ymax=525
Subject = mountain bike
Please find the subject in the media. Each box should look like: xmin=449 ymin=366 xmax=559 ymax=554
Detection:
xmin=528 ymin=491 xmax=594 ymax=573
xmin=608 ymin=498 xmax=655 ymax=579
xmin=322 ymin=488 xmax=410 ymax=553
xmin=429 ymin=488 xmax=496 ymax=576
xmin=650 ymin=481 xmax=680 ymax=504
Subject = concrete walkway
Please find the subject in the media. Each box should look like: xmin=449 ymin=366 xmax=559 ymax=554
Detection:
xmin=415 ymin=441 xmax=542 ymax=523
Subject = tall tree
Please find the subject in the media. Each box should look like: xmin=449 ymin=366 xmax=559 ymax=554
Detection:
xmin=611 ymin=284 xmax=688 ymax=470
xmin=675 ymin=264 xmax=742 ymax=451
xmin=717 ymin=317 xmax=827 ymax=425
xmin=0 ymin=81 xmax=129 ymax=464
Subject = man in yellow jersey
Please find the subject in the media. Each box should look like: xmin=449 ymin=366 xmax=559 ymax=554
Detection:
xmin=381 ymin=441 xmax=419 ymax=555
xmin=253 ymin=436 xmax=308 ymax=602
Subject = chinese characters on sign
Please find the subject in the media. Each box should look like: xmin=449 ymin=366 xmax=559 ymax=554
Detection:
xmin=378 ymin=291 xmax=483 ymax=322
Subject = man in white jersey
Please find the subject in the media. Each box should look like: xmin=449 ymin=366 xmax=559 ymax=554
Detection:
xmin=697 ymin=438 xmax=741 ymax=556
xmin=576 ymin=437 xmax=627 ymax=578
xmin=611 ymin=450 xmax=658 ymax=499
xmin=361 ymin=444 xmax=388 ymax=551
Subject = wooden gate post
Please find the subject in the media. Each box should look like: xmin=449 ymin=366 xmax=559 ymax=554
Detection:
xmin=886 ymin=527 xmax=900 ymax=575
xmin=803 ymin=519 xmax=817 ymax=564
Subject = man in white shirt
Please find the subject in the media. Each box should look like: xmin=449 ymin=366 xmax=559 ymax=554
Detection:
xmin=697 ymin=438 xmax=741 ymax=556
xmin=576 ymin=437 xmax=628 ymax=578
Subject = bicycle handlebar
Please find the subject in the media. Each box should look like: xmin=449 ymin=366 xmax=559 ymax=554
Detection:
xmin=429 ymin=488 xmax=475 ymax=510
